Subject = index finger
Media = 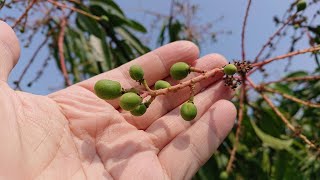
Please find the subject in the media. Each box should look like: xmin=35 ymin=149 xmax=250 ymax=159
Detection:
xmin=76 ymin=41 xmax=199 ymax=108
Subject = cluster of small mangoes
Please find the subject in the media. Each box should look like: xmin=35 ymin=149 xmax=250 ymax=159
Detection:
xmin=94 ymin=62 xmax=237 ymax=121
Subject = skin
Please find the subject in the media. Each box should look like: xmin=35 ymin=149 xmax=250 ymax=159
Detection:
xmin=0 ymin=21 xmax=236 ymax=180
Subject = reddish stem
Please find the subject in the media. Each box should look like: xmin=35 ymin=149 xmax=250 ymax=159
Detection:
xmin=249 ymin=78 xmax=319 ymax=151
xmin=249 ymin=45 xmax=320 ymax=75
xmin=226 ymin=76 xmax=246 ymax=173
xmin=263 ymin=75 xmax=320 ymax=85
xmin=47 ymin=0 xmax=101 ymax=21
xmin=254 ymin=13 xmax=297 ymax=63
xmin=14 ymin=36 xmax=49 ymax=90
xmin=58 ymin=17 xmax=71 ymax=86
xmin=12 ymin=0 xmax=37 ymax=29
xmin=262 ymin=86 xmax=320 ymax=108
xmin=141 ymin=68 xmax=224 ymax=98
xmin=190 ymin=67 xmax=206 ymax=73
xmin=241 ymin=0 xmax=252 ymax=61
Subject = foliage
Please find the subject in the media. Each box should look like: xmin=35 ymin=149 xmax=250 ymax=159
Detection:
xmin=57 ymin=0 xmax=150 ymax=83
xmin=1 ymin=0 xmax=320 ymax=179
xmin=195 ymin=69 xmax=320 ymax=179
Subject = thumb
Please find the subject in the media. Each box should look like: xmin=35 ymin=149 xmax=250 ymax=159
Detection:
xmin=0 ymin=21 xmax=20 ymax=82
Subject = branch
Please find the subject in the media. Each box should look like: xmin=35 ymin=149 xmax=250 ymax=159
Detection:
xmin=58 ymin=17 xmax=71 ymax=86
xmin=263 ymin=75 xmax=320 ymax=85
xmin=140 ymin=68 xmax=224 ymax=98
xmin=12 ymin=0 xmax=37 ymax=29
xmin=241 ymin=0 xmax=252 ymax=60
xmin=254 ymin=13 xmax=297 ymax=63
xmin=261 ymin=93 xmax=318 ymax=150
xmin=261 ymin=86 xmax=320 ymax=108
xmin=27 ymin=55 xmax=51 ymax=87
xmin=47 ymin=0 xmax=102 ymax=21
xmin=226 ymin=76 xmax=246 ymax=173
xmin=14 ymin=35 xmax=49 ymax=90
xmin=250 ymin=45 xmax=320 ymax=74
xmin=247 ymin=77 xmax=319 ymax=151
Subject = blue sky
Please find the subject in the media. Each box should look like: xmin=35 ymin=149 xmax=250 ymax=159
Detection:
xmin=3 ymin=0 xmax=318 ymax=95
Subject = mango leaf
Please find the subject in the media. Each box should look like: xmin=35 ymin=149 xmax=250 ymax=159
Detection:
xmin=169 ymin=21 xmax=184 ymax=41
xmin=194 ymin=168 xmax=209 ymax=180
xmin=89 ymin=35 xmax=105 ymax=64
xmin=64 ymin=28 xmax=81 ymax=82
xmin=126 ymin=20 xmax=147 ymax=33
xmin=76 ymin=13 xmax=102 ymax=37
xmin=250 ymin=120 xmax=293 ymax=150
xmin=90 ymin=0 xmax=124 ymax=18
xmin=89 ymin=0 xmax=129 ymax=27
xmin=285 ymin=71 xmax=308 ymax=78
xmin=314 ymin=53 xmax=320 ymax=69
xmin=270 ymin=83 xmax=293 ymax=95
xmin=98 ymin=32 xmax=113 ymax=70
xmin=256 ymin=107 xmax=283 ymax=137
xmin=115 ymin=27 xmax=149 ymax=54
xmin=0 ymin=0 xmax=5 ymax=10
xmin=157 ymin=23 xmax=167 ymax=45
xmin=261 ymin=148 xmax=271 ymax=174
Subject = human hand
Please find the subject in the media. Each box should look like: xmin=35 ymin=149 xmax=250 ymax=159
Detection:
xmin=0 ymin=21 xmax=236 ymax=180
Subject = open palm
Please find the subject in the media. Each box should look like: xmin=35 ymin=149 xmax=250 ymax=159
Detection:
xmin=0 ymin=21 xmax=236 ymax=180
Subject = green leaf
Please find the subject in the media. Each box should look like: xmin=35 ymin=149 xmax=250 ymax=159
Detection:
xmin=0 ymin=0 xmax=5 ymax=10
xmin=89 ymin=35 xmax=106 ymax=62
xmin=90 ymin=0 xmax=124 ymax=17
xmin=195 ymin=168 xmax=209 ymax=180
xmin=100 ymin=15 xmax=109 ymax=22
xmin=314 ymin=53 xmax=320 ymax=69
xmin=89 ymin=0 xmax=129 ymax=27
xmin=126 ymin=20 xmax=147 ymax=33
xmin=270 ymin=83 xmax=293 ymax=95
xmin=76 ymin=13 xmax=102 ymax=37
xmin=115 ymin=27 xmax=149 ymax=54
xmin=261 ymin=148 xmax=271 ymax=174
xmin=286 ymin=71 xmax=308 ymax=78
xmin=169 ymin=20 xmax=184 ymax=42
xmin=273 ymin=151 xmax=288 ymax=180
xmin=250 ymin=120 xmax=293 ymax=150
xmin=157 ymin=23 xmax=167 ymax=45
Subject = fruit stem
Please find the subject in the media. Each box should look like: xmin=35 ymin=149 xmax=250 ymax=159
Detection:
xmin=142 ymin=79 xmax=155 ymax=95
xmin=190 ymin=67 xmax=206 ymax=73
xmin=153 ymin=67 xmax=224 ymax=96
xmin=144 ymin=96 xmax=156 ymax=108
xmin=188 ymin=82 xmax=195 ymax=102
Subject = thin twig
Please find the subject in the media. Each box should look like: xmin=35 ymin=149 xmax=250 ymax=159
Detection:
xmin=263 ymin=75 xmax=320 ymax=85
xmin=58 ymin=16 xmax=71 ymax=86
xmin=226 ymin=76 xmax=246 ymax=173
xmin=140 ymin=68 xmax=224 ymax=99
xmin=142 ymin=79 xmax=153 ymax=94
xmin=261 ymin=94 xmax=318 ymax=150
xmin=12 ymin=0 xmax=37 ymax=29
xmin=241 ymin=0 xmax=252 ymax=60
xmin=153 ymin=68 xmax=224 ymax=96
xmin=261 ymin=86 xmax=320 ymax=108
xmin=27 ymin=55 xmax=51 ymax=87
xmin=226 ymin=2 xmax=252 ymax=169
xmin=14 ymin=35 xmax=49 ymax=90
xmin=190 ymin=67 xmax=206 ymax=73
xmin=253 ymin=45 xmax=320 ymax=67
xmin=248 ymin=77 xmax=319 ymax=150
xmin=47 ymin=0 xmax=101 ymax=21
xmin=254 ymin=13 xmax=297 ymax=63
xmin=250 ymin=45 xmax=320 ymax=75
